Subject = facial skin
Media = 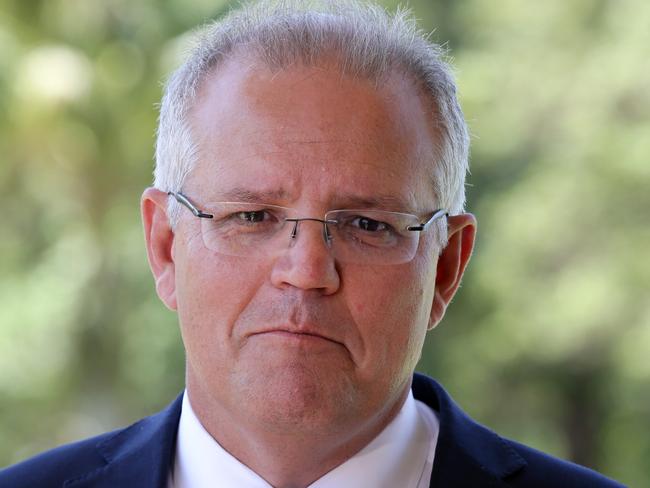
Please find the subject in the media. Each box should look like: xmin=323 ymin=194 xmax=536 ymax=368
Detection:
xmin=142 ymin=55 xmax=476 ymax=487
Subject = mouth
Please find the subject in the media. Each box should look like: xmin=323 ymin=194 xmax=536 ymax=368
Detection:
xmin=250 ymin=328 xmax=343 ymax=347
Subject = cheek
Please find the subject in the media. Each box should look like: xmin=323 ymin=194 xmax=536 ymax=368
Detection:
xmin=347 ymin=263 xmax=434 ymax=363
xmin=175 ymin=238 xmax=267 ymax=347
xmin=350 ymin=261 xmax=432 ymax=319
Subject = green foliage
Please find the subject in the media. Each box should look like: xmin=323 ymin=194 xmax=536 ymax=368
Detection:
xmin=1 ymin=0 xmax=647 ymax=485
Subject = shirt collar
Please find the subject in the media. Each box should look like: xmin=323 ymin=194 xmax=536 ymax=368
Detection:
xmin=171 ymin=389 xmax=438 ymax=488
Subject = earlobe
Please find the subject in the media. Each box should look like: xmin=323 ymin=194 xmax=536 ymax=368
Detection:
xmin=141 ymin=187 xmax=178 ymax=311
xmin=428 ymin=213 xmax=477 ymax=330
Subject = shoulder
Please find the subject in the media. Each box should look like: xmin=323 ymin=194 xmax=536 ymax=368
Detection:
xmin=0 ymin=429 xmax=117 ymax=488
xmin=503 ymin=438 xmax=624 ymax=487
xmin=411 ymin=373 xmax=625 ymax=487
xmin=0 ymin=393 xmax=183 ymax=488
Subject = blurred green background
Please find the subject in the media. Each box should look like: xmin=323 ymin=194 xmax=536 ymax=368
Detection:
xmin=1 ymin=0 xmax=648 ymax=485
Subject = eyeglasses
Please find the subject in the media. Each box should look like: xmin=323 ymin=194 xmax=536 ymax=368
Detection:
xmin=168 ymin=192 xmax=448 ymax=265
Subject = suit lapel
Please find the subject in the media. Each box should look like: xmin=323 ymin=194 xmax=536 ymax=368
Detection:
xmin=412 ymin=374 xmax=527 ymax=487
xmin=64 ymin=393 xmax=183 ymax=488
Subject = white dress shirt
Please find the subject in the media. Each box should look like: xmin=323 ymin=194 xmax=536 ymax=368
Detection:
xmin=169 ymin=389 xmax=439 ymax=488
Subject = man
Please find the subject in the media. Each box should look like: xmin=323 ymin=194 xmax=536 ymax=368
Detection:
xmin=0 ymin=1 xmax=624 ymax=487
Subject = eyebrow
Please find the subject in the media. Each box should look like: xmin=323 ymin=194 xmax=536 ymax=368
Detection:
xmin=213 ymin=187 xmax=414 ymax=212
xmin=333 ymin=194 xmax=413 ymax=212
xmin=216 ymin=187 xmax=292 ymax=203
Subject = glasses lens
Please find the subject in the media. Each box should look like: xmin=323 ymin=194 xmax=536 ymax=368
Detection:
xmin=326 ymin=210 xmax=421 ymax=264
xmin=199 ymin=203 xmax=289 ymax=255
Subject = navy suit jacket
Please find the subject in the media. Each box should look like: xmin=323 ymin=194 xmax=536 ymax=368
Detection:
xmin=0 ymin=374 xmax=624 ymax=487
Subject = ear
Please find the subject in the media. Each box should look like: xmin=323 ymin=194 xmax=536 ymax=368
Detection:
xmin=428 ymin=213 xmax=477 ymax=330
xmin=141 ymin=187 xmax=177 ymax=311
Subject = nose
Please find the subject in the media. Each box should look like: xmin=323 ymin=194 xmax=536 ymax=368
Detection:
xmin=270 ymin=219 xmax=340 ymax=294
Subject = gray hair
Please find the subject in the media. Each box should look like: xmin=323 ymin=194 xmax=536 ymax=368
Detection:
xmin=154 ymin=0 xmax=469 ymax=231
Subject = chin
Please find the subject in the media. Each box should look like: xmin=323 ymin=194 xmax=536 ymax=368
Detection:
xmin=236 ymin=360 xmax=361 ymax=433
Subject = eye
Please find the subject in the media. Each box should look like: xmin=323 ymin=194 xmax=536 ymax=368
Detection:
xmin=351 ymin=216 xmax=389 ymax=232
xmin=236 ymin=210 xmax=270 ymax=223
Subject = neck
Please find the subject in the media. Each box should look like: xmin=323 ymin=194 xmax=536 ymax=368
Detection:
xmin=186 ymin=377 xmax=410 ymax=488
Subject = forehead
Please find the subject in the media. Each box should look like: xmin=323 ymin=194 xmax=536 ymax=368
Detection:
xmin=187 ymin=56 xmax=439 ymax=210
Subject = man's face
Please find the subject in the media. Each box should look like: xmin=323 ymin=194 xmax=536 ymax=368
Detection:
xmin=170 ymin=57 xmax=444 ymax=433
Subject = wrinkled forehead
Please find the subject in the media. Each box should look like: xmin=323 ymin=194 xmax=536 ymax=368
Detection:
xmin=185 ymin=55 xmax=440 ymax=211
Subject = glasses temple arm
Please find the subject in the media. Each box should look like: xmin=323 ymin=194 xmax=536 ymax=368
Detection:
xmin=406 ymin=209 xmax=448 ymax=232
xmin=168 ymin=192 xmax=214 ymax=219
